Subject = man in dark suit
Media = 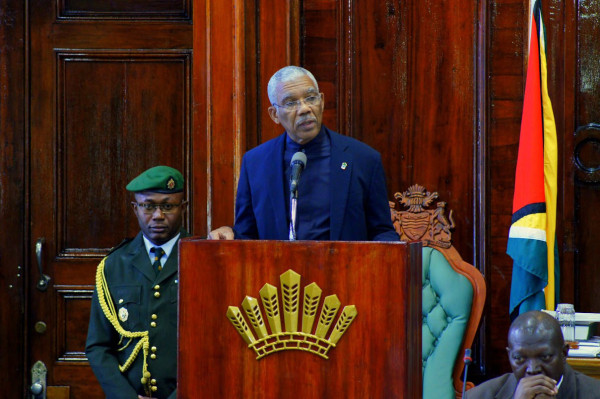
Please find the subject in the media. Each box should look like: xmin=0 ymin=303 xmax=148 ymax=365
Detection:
xmin=209 ymin=65 xmax=399 ymax=241
xmin=464 ymin=310 xmax=600 ymax=399
xmin=86 ymin=166 xmax=189 ymax=399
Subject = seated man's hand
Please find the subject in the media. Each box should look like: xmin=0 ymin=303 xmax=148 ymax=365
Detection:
xmin=208 ymin=226 xmax=235 ymax=240
xmin=514 ymin=375 xmax=558 ymax=399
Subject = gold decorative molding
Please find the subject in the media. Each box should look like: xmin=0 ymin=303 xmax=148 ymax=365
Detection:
xmin=226 ymin=269 xmax=357 ymax=360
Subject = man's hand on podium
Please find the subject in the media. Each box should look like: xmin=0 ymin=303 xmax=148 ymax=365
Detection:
xmin=208 ymin=226 xmax=235 ymax=240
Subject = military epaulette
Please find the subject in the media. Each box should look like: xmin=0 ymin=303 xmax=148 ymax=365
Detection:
xmin=107 ymin=237 xmax=134 ymax=255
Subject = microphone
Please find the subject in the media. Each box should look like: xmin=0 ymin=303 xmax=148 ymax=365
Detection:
xmin=288 ymin=152 xmax=307 ymax=240
xmin=462 ymin=348 xmax=472 ymax=398
xmin=289 ymin=151 xmax=307 ymax=196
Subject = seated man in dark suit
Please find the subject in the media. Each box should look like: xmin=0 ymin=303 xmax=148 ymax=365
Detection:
xmin=465 ymin=310 xmax=600 ymax=399
xmin=209 ymin=65 xmax=399 ymax=241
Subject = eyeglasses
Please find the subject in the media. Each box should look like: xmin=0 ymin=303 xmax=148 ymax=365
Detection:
xmin=133 ymin=202 xmax=185 ymax=214
xmin=273 ymin=94 xmax=321 ymax=110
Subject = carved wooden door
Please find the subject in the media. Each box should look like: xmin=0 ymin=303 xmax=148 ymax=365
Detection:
xmin=572 ymin=2 xmax=600 ymax=312
xmin=27 ymin=1 xmax=192 ymax=397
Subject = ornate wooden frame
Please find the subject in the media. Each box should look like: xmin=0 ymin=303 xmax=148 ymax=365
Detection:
xmin=390 ymin=184 xmax=486 ymax=397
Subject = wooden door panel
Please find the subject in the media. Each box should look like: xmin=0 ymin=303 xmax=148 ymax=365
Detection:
xmin=47 ymin=386 xmax=71 ymax=399
xmin=58 ymin=52 xmax=191 ymax=250
xmin=60 ymin=0 xmax=189 ymax=17
xmin=576 ymin=2 xmax=600 ymax=123
xmin=54 ymin=287 xmax=93 ymax=361
xmin=574 ymin=1 xmax=600 ymax=312
xmin=574 ymin=125 xmax=600 ymax=312
xmin=28 ymin=1 xmax=192 ymax=397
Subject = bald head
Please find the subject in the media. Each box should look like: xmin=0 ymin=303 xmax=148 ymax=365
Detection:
xmin=509 ymin=310 xmax=565 ymax=348
xmin=506 ymin=311 xmax=568 ymax=382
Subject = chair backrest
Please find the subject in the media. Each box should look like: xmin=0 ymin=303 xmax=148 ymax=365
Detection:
xmin=390 ymin=184 xmax=486 ymax=398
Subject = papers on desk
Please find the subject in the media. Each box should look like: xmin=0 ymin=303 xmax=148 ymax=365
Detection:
xmin=568 ymin=338 xmax=600 ymax=357
xmin=569 ymin=344 xmax=600 ymax=358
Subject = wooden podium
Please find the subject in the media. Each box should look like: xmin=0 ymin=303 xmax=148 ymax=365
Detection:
xmin=178 ymin=239 xmax=422 ymax=398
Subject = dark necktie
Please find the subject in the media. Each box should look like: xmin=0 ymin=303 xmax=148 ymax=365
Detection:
xmin=151 ymin=247 xmax=165 ymax=275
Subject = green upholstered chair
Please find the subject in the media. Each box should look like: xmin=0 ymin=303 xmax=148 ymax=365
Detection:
xmin=390 ymin=184 xmax=486 ymax=398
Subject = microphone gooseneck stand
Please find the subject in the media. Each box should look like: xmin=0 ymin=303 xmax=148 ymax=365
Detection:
xmin=462 ymin=348 xmax=472 ymax=398
xmin=289 ymin=190 xmax=298 ymax=241
xmin=288 ymin=151 xmax=307 ymax=241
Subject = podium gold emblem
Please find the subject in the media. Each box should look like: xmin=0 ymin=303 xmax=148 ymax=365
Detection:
xmin=227 ymin=269 xmax=357 ymax=359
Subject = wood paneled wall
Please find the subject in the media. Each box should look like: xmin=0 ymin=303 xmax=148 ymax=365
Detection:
xmin=194 ymin=0 xmax=599 ymax=381
xmin=487 ymin=0 xmax=583 ymax=375
xmin=196 ymin=0 xmax=483 ymax=375
xmin=1 ymin=0 xmax=597 ymax=395
xmin=195 ymin=0 xmax=486 ymax=376
xmin=488 ymin=0 xmax=529 ymax=375
xmin=0 ymin=0 xmax=26 ymax=397
xmin=194 ymin=0 xmax=301 ymax=233
xmin=200 ymin=0 xmax=480 ymax=262
xmin=572 ymin=1 xmax=600 ymax=314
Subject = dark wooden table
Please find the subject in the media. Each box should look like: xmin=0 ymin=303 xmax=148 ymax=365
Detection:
xmin=568 ymin=357 xmax=600 ymax=379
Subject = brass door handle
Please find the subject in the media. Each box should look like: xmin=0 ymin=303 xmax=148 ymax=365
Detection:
xmin=35 ymin=238 xmax=51 ymax=291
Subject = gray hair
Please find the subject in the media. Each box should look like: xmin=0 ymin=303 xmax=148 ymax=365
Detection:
xmin=267 ymin=66 xmax=319 ymax=105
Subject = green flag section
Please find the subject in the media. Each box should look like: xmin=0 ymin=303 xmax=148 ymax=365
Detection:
xmin=507 ymin=0 xmax=559 ymax=320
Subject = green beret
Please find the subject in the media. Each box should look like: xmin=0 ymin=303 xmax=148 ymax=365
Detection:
xmin=126 ymin=165 xmax=184 ymax=193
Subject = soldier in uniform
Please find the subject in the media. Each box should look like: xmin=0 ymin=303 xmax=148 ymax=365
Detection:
xmin=86 ymin=166 xmax=189 ymax=399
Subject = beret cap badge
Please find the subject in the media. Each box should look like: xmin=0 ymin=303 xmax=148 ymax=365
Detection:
xmin=167 ymin=177 xmax=176 ymax=190
xmin=125 ymin=165 xmax=184 ymax=193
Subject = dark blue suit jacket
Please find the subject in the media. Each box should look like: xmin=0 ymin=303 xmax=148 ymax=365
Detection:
xmin=234 ymin=126 xmax=399 ymax=241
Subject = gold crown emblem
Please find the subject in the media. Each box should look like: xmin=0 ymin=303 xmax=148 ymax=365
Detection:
xmin=227 ymin=269 xmax=357 ymax=360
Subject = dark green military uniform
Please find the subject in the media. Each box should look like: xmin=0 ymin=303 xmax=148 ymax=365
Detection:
xmin=86 ymin=166 xmax=187 ymax=399
xmin=86 ymin=231 xmax=188 ymax=398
